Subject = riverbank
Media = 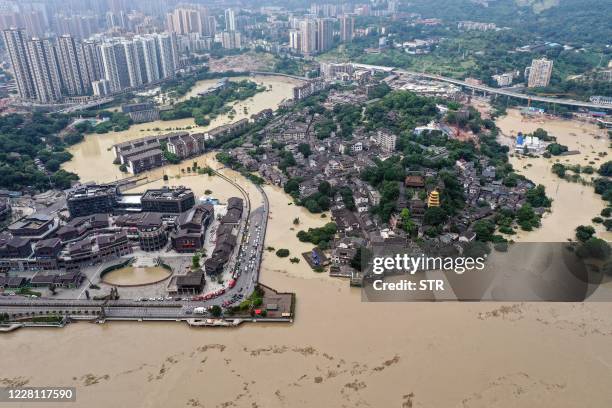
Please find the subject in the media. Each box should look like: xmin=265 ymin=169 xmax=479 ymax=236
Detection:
xmin=496 ymin=109 xmax=612 ymax=242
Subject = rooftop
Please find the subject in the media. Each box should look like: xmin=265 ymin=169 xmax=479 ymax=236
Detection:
xmin=142 ymin=187 xmax=193 ymax=201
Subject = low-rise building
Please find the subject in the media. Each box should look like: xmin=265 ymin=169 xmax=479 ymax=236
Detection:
xmin=141 ymin=187 xmax=195 ymax=214
xmin=135 ymin=213 xmax=167 ymax=251
xmin=126 ymin=149 xmax=164 ymax=174
xmin=7 ymin=214 xmax=58 ymax=241
xmin=121 ymin=102 xmax=160 ymax=123
xmin=175 ymin=271 xmax=205 ymax=293
xmin=0 ymin=198 xmax=11 ymax=221
xmin=0 ymin=236 xmax=32 ymax=258
xmin=67 ymin=184 xmax=118 ymax=218
xmin=293 ymin=79 xmax=326 ymax=101
xmin=374 ymin=129 xmax=397 ymax=153
xmin=166 ymin=133 xmax=205 ymax=159
xmin=171 ymin=204 xmax=213 ymax=252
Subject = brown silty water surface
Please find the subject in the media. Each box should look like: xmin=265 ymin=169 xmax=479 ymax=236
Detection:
xmin=2 ymin=88 xmax=611 ymax=407
xmin=496 ymin=109 xmax=612 ymax=242
xmin=101 ymin=266 xmax=171 ymax=286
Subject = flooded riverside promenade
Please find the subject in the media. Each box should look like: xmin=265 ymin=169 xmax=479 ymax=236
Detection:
xmin=2 ymin=88 xmax=611 ymax=407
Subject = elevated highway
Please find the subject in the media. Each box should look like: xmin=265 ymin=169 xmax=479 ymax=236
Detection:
xmin=351 ymin=63 xmax=612 ymax=111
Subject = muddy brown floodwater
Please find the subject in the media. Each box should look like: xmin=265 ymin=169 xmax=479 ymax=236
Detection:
xmin=101 ymin=266 xmax=171 ymax=287
xmin=2 ymin=95 xmax=611 ymax=408
xmin=496 ymin=109 xmax=612 ymax=242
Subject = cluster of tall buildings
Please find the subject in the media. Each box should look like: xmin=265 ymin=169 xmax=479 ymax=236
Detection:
xmin=289 ymin=15 xmax=353 ymax=55
xmin=0 ymin=6 xmax=134 ymax=39
xmin=2 ymin=28 xmax=179 ymax=103
xmin=0 ymin=7 xmax=47 ymax=37
xmin=166 ymin=6 xmax=243 ymax=50
xmin=309 ymin=3 xmax=354 ymax=18
xmin=166 ymin=6 xmax=216 ymax=37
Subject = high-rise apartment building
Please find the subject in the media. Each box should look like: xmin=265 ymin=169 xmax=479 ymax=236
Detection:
xmin=375 ymin=130 xmax=397 ymax=153
xmin=527 ymin=58 xmax=553 ymax=88
xmin=340 ymin=15 xmax=354 ymax=42
xmin=22 ymin=10 xmax=46 ymax=38
xmin=167 ymin=7 xmax=199 ymax=35
xmin=388 ymin=0 xmax=399 ymax=13
xmin=297 ymin=17 xmax=335 ymax=54
xmin=55 ymin=14 xmax=100 ymax=39
xmin=202 ymin=15 xmax=216 ymax=37
xmin=2 ymin=28 xmax=36 ymax=100
xmin=122 ymin=40 xmax=143 ymax=88
xmin=299 ymin=19 xmax=317 ymax=54
xmin=81 ymin=40 xmax=104 ymax=83
xmin=310 ymin=3 xmax=339 ymax=17
xmin=26 ymin=37 xmax=62 ymax=103
xmin=57 ymin=35 xmax=90 ymax=95
xmin=317 ymin=18 xmax=334 ymax=52
xmin=92 ymin=79 xmax=111 ymax=96
xmin=221 ymin=31 xmax=241 ymax=49
xmin=0 ymin=10 xmax=46 ymax=38
xmin=156 ymin=33 xmax=176 ymax=80
xmin=224 ymin=9 xmax=236 ymax=31
xmin=289 ymin=29 xmax=301 ymax=52
xmin=100 ymin=42 xmax=123 ymax=92
xmin=135 ymin=36 xmax=160 ymax=83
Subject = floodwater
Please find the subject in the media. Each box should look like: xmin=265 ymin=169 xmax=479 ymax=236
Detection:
xmin=62 ymin=75 xmax=300 ymax=184
xmin=260 ymin=184 xmax=334 ymax=281
xmin=496 ymin=109 xmax=612 ymax=242
xmin=101 ymin=266 xmax=171 ymax=286
xmin=3 ymin=92 xmax=612 ymax=407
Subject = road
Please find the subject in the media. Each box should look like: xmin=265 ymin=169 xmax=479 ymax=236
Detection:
xmin=351 ymin=63 xmax=612 ymax=111
xmin=0 ymin=169 xmax=271 ymax=320
xmin=202 ymin=171 xmax=270 ymax=310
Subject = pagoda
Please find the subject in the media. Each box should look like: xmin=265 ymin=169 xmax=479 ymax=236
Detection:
xmin=427 ymin=190 xmax=440 ymax=207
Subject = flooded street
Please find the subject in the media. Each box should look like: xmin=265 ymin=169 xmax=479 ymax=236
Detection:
xmin=496 ymin=109 xmax=612 ymax=242
xmin=2 ymin=92 xmax=612 ymax=408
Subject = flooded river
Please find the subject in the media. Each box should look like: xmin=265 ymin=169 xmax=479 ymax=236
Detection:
xmin=3 ymin=90 xmax=612 ymax=407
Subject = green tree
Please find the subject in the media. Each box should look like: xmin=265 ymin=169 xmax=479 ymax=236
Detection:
xmin=473 ymin=220 xmax=496 ymax=242
xmin=546 ymin=143 xmax=569 ymax=156
xmin=399 ymin=208 xmax=416 ymax=234
xmin=424 ymin=206 xmax=447 ymax=225
xmin=297 ymin=143 xmax=312 ymax=158
xmin=575 ymin=225 xmax=596 ymax=242
xmin=598 ymin=161 xmax=612 ymax=177
xmin=576 ymin=238 xmax=611 ymax=260
xmin=276 ymin=249 xmax=290 ymax=257
xmin=318 ymin=181 xmax=332 ymax=196
xmin=192 ymin=253 xmax=201 ymax=269
xmin=526 ymin=185 xmax=551 ymax=208
xmin=210 ymin=305 xmax=222 ymax=317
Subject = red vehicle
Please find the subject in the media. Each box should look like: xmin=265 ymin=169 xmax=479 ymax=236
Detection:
xmin=228 ymin=279 xmax=236 ymax=289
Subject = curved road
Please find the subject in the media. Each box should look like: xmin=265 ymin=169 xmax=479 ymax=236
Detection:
xmin=352 ymin=63 xmax=612 ymax=111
